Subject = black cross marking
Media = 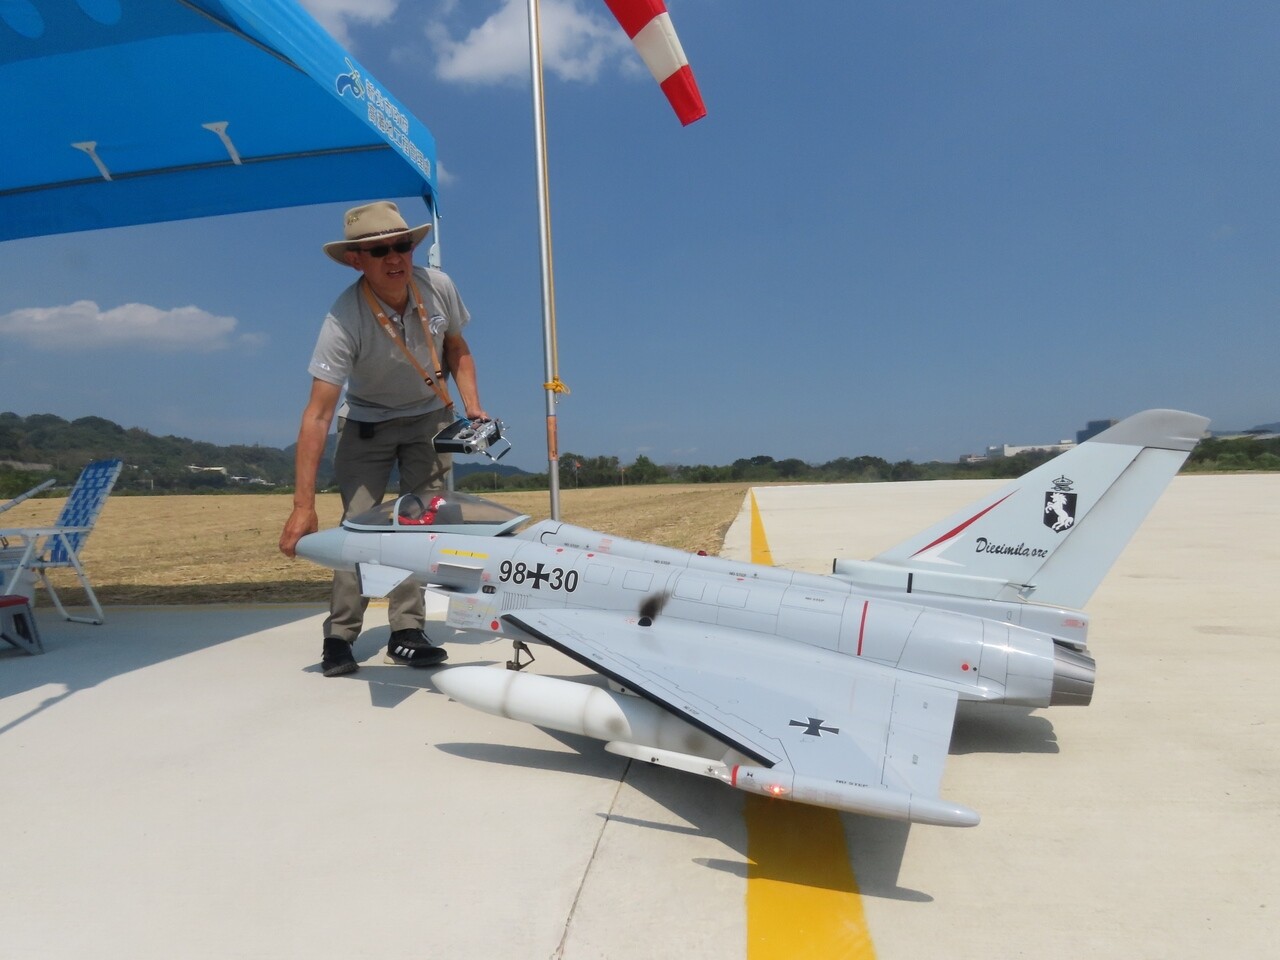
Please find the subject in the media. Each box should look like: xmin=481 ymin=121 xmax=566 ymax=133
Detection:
xmin=527 ymin=563 xmax=552 ymax=590
xmin=789 ymin=717 xmax=840 ymax=737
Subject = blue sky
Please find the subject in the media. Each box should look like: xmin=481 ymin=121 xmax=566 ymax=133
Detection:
xmin=1 ymin=1 xmax=1276 ymax=473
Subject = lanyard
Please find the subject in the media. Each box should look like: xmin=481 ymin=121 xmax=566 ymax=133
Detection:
xmin=360 ymin=278 xmax=453 ymax=409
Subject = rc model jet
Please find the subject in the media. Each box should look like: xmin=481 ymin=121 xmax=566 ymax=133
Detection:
xmin=296 ymin=409 xmax=1207 ymax=827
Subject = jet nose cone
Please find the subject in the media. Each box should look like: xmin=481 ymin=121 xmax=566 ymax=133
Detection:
xmin=295 ymin=527 xmax=350 ymax=570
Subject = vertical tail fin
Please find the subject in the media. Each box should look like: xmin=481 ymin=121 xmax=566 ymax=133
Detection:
xmin=868 ymin=410 xmax=1208 ymax=609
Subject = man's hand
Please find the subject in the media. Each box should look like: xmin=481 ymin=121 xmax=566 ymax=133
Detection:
xmin=279 ymin=506 xmax=319 ymax=558
xmin=281 ymin=379 xmax=341 ymax=558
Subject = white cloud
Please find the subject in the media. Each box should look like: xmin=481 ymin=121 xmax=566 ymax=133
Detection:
xmin=0 ymin=301 xmax=263 ymax=353
xmin=427 ymin=0 xmax=630 ymax=85
xmin=298 ymin=0 xmax=399 ymax=46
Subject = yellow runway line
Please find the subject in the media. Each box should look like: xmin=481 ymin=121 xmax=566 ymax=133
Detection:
xmin=745 ymin=798 xmax=876 ymax=959
xmin=745 ymin=489 xmax=877 ymax=960
xmin=748 ymin=490 xmax=774 ymax=566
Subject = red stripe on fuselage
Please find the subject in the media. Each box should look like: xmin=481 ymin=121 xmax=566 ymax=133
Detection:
xmin=856 ymin=600 xmax=869 ymax=656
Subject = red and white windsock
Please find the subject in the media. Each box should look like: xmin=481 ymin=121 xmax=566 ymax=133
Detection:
xmin=603 ymin=0 xmax=707 ymax=125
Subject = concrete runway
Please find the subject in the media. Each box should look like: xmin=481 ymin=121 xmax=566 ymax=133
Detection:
xmin=1 ymin=473 xmax=1275 ymax=958
xmin=725 ymin=474 xmax=1279 ymax=959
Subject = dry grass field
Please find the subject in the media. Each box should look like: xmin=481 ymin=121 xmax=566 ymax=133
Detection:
xmin=3 ymin=484 xmax=753 ymax=606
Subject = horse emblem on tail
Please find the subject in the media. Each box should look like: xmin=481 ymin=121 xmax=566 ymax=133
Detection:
xmin=1044 ymin=491 xmax=1077 ymax=532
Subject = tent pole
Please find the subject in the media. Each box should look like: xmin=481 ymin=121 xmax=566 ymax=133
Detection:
xmin=526 ymin=0 xmax=562 ymax=520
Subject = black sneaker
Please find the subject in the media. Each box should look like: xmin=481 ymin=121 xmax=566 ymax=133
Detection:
xmin=321 ymin=637 xmax=358 ymax=677
xmin=384 ymin=628 xmax=449 ymax=667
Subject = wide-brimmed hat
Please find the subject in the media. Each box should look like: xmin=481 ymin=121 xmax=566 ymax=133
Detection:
xmin=322 ymin=201 xmax=431 ymax=265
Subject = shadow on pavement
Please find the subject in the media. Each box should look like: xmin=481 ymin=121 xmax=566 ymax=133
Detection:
xmin=0 ymin=604 xmax=325 ymax=736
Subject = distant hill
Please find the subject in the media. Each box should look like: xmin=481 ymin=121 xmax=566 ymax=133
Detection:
xmin=0 ymin=412 xmax=531 ymax=494
xmin=4 ymin=409 xmax=1274 ymax=499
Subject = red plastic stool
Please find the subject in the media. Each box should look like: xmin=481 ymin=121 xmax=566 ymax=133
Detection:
xmin=0 ymin=594 xmax=43 ymax=655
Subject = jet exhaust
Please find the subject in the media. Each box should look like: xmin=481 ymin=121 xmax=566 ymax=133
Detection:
xmin=1050 ymin=643 xmax=1096 ymax=706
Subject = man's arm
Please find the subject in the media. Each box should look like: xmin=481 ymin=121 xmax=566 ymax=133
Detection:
xmin=279 ymin=378 xmax=343 ymax=558
xmin=444 ymin=333 xmax=489 ymax=421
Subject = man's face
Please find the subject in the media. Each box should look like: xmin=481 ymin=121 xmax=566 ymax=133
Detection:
xmin=345 ymin=236 xmax=416 ymax=303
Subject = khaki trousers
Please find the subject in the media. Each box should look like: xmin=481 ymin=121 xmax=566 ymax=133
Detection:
xmin=322 ymin=409 xmax=454 ymax=642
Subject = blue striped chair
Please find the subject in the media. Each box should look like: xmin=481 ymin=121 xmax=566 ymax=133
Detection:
xmin=0 ymin=459 xmax=124 ymax=625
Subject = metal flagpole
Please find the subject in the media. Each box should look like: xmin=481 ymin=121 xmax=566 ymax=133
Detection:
xmin=526 ymin=0 xmax=564 ymax=520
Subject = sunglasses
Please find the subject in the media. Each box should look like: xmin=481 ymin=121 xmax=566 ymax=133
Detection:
xmin=354 ymin=239 xmax=415 ymax=258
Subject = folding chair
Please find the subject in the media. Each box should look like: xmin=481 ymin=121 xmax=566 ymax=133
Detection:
xmin=0 ymin=459 xmax=124 ymax=625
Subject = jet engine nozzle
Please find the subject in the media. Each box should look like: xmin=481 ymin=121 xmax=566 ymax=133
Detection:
xmin=1050 ymin=643 xmax=1096 ymax=706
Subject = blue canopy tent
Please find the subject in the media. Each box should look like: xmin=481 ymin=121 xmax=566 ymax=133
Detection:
xmin=0 ymin=0 xmax=437 ymax=247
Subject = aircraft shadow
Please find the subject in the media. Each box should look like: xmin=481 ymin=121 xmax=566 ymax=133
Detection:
xmin=622 ymin=754 xmax=933 ymax=901
xmin=320 ymin=626 xmax=511 ymax=709
xmin=430 ymin=701 xmax=934 ymax=902
xmin=421 ymin=666 xmax=1053 ymax=902
xmin=434 ymin=736 xmax=627 ymax=782
xmin=951 ymin=701 xmax=1060 ymax=754
xmin=842 ymin=816 xmax=930 ymax=900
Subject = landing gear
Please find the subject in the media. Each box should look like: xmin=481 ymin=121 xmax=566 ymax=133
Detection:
xmin=506 ymin=639 xmax=535 ymax=671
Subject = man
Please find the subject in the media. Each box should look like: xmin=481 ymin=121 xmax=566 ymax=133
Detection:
xmin=279 ymin=201 xmax=489 ymax=677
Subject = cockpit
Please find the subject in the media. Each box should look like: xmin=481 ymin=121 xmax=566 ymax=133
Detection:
xmin=342 ymin=491 xmax=530 ymax=536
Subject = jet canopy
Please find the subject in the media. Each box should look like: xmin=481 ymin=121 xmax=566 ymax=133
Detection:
xmin=343 ymin=492 xmax=530 ymax=536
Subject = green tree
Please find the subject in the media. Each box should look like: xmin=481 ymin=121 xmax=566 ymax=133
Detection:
xmin=626 ymin=454 xmax=666 ymax=484
xmin=776 ymin=458 xmax=809 ymax=479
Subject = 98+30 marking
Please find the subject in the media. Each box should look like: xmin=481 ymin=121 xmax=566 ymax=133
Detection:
xmin=499 ymin=560 xmax=579 ymax=592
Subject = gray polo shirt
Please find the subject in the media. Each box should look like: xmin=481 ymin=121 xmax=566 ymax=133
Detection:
xmin=308 ymin=265 xmax=470 ymax=423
